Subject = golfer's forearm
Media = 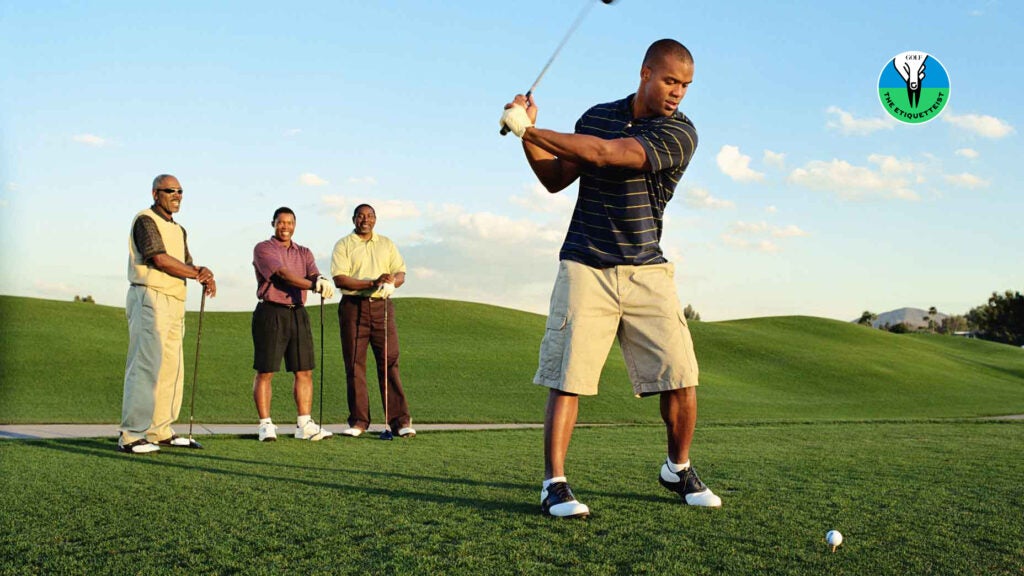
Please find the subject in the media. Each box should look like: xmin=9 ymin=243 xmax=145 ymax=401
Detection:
xmin=151 ymin=253 xmax=207 ymax=281
xmin=333 ymin=275 xmax=376 ymax=291
xmin=523 ymin=140 xmax=578 ymax=193
xmin=523 ymin=127 xmax=646 ymax=170
xmin=273 ymin=268 xmax=315 ymax=290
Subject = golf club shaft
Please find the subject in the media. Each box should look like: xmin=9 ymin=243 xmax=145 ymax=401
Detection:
xmin=383 ymin=300 xmax=388 ymax=432
xmin=187 ymin=289 xmax=206 ymax=439
xmin=319 ymin=294 xmax=324 ymax=434
xmin=500 ymin=0 xmax=597 ymax=135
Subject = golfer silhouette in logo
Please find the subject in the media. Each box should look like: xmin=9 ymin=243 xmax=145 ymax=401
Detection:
xmin=894 ymin=53 xmax=927 ymax=108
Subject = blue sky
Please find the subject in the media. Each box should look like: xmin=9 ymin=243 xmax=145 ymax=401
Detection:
xmin=1 ymin=0 xmax=1020 ymax=321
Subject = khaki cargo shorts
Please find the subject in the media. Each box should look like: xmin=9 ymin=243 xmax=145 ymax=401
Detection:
xmin=533 ymin=260 xmax=699 ymax=396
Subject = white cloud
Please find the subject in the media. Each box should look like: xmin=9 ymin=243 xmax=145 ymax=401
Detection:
xmin=347 ymin=176 xmax=378 ymax=185
xmin=685 ymin=187 xmax=735 ymax=210
xmin=763 ymin=150 xmax=786 ymax=169
xmin=765 ymin=205 xmax=778 ymax=214
xmin=826 ymin=106 xmax=896 ymax=136
xmin=410 ymin=267 xmax=438 ymax=279
xmin=729 ymin=221 xmax=808 ymax=238
xmin=716 ymin=145 xmax=765 ymax=182
xmin=720 ymin=234 xmax=779 ymax=253
xmin=788 ymin=157 xmax=920 ymax=201
xmin=0 ymin=199 xmax=8 ymax=208
xmin=321 ymin=195 xmax=420 ymax=222
xmin=429 ymin=204 xmax=563 ymax=245
xmin=285 ymin=128 xmax=302 ymax=136
xmin=944 ymin=173 xmax=990 ymax=189
xmin=942 ymin=112 xmax=1014 ymax=138
xmin=510 ymin=183 xmax=574 ymax=214
xmin=299 ymin=173 xmax=329 ymax=186
xmin=772 ymin=224 xmax=809 ymax=238
xmin=868 ymin=154 xmax=923 ymax=175
xmin=72 ymin=133 xmax=108 ymax=147
xmin=955 ymin=148 xmax=979 ymax=159
xmin=730 ymin=221 xmax=769 ymax=234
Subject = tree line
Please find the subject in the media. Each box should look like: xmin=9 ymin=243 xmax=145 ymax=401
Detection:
xmin=857 ymin=290 xmax=1024 ymax=346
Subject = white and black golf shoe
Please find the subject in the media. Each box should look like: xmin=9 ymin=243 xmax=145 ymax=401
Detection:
xmin=117 ymin=436 xmax=160 ymax=454
xmin=540 ymin=481 xmax=590 ymax=518
xmin=659 ymin=461 xmax=722 ymax=507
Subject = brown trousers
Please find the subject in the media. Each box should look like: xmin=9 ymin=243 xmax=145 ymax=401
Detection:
xmin=339 ymin=296 xmax=411 ymax=431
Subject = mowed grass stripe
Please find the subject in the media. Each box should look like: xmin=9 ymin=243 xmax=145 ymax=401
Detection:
xmin=1 ymin=296 xmax=1022 ymax=425
xmin=0 ymin=422 xmax=1021 ymax=575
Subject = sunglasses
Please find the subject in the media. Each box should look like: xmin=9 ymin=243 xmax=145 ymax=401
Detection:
xmin=156 ymin=188 xmax=183 ymax=195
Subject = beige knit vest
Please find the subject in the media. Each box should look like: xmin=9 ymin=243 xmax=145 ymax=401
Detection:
xmin=128 ymin=208 xmax=188 ymax=301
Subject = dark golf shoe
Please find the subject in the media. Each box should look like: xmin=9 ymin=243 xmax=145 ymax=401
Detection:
xmin=540 ymin=481 xmax=590 ymax=518
xmin=659 ymin=462 xmax=722 ymax=507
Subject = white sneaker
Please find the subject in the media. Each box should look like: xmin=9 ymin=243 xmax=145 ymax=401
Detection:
xmin=295 ymin=420 xmax=333 ymax=441
xmin=340 ymin=427 xmax=364 ymax=437
xmin=398 ymin=427 xmax=417 ymax=438
xmin=258 ymin=422 xmax=278 ymax=442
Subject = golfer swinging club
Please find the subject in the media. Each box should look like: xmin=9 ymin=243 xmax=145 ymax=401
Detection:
xmin=501 ymin=39 xmax=721 ymax=517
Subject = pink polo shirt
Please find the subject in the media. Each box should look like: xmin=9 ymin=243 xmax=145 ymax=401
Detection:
xmin=253 ymin=236 xmax=319 ymax=306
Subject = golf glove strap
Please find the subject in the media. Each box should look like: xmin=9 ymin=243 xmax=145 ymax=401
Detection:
xmin=379 ymin=282 xmax=396 ymax=299
xmin=314 ymin=276 xmax=335 ymax=299
xmin=500 ymin=105 xmax=533 ymax=138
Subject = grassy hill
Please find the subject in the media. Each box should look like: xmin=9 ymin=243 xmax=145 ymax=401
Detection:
xmin=1 ymin=295 xmax=1022 ymax=424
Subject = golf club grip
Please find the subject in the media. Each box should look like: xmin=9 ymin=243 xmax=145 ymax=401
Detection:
xmin=499 ymin=90 xmax=533 ymax=136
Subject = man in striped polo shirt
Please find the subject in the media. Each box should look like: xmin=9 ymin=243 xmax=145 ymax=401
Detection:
xmin=501 ymin=39 xmax=721 ymax=517
xmin=120 ymin=174 xmax=216 ymax=454
xmin=251 ymin=207 xmax=335 ymax=442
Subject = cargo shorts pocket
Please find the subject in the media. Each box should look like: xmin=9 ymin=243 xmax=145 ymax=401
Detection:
xmin=536 ymin=314 xmax=569 ymax=380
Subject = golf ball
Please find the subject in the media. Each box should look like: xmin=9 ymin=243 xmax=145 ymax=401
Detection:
xmin=826 ymin=530 xmax=843 ymax=547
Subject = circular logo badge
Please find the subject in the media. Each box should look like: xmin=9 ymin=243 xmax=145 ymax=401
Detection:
xmin=878 ymin=51 xmax=950 ymax=124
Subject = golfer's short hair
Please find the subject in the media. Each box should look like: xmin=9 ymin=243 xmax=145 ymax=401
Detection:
xmin=273 ymin=206 xmax=295 ymax=222
xmin=152 ymin=174 xmax=176 ymax=190
xmin=352 ymin=203 xmax=375 ymax=218
xmin=643 ymin=39 xmax=693 ymax=67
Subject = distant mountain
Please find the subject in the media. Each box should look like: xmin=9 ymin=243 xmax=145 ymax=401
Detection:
xmin=854 ymin=307 xmax=948 ymax=330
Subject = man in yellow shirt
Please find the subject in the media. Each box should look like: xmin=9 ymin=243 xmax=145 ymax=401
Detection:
xmin=331 ymin=204 xmax=415 ymax=438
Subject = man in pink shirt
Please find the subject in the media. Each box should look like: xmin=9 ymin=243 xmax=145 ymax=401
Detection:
xmin=251 ymin=207 xmax=335 ymax=442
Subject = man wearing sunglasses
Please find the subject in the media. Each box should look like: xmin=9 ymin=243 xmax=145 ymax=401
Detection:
xmin=119 ymin=174 xmax=216 ymax=454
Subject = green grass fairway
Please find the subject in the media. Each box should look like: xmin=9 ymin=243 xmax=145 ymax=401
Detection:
xmin=1 ymin=296 xmax=1022 ymax=425
xmin=1 ymin=422 xmax=1021 ymax=574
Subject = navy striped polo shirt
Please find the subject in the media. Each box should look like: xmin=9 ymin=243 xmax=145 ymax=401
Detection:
xmin=559 ymin=94 xmax=698 ymax=268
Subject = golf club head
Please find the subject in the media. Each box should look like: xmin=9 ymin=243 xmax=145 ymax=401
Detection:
xmin=379 ymin=429 xmax=394 ymax=441
xmin=186 ymin=438 xmax=204 ymax=449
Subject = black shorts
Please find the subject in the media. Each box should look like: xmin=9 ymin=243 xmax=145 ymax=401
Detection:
xmin=252 ymin=302 xmax=315 ymax=373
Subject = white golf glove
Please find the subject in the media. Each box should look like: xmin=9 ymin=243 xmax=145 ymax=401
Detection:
xmin=500 ymin=104 xmax=533 ymax=138
xmin=314 ymin=276 xmax=335 ymax=299
xmin=379 ymin=282 xmax=396 ymax=299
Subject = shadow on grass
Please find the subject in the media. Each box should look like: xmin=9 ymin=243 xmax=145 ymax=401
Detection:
xmin=33 ymin=438 xmax=552 ymax=515
xmin=30 ymin=437 xmax=674 ymax=511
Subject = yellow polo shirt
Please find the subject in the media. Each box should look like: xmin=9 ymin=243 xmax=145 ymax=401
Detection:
xmin=330 ymin=231 xmax=406 ymax=297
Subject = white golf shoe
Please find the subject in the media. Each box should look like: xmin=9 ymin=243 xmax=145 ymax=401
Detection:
xmin=659 ymin=461 xmax=722 ymax=507
xmin=398 ymin=427 xmax=416 ymax=438
xmin=340 ymin=427 xmax=364 ymax=437
xmin=540 ymin=481 xmax=590 ymax=518
xmin=295 ymin=420 xmax=333 ymax=441
xmin=257 ymin=422 xmax=278 ymax=442
xmin=117 ymin=436 xmax=160 ymax=454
